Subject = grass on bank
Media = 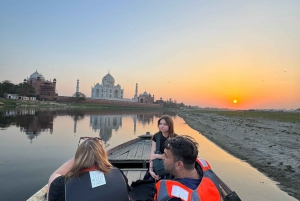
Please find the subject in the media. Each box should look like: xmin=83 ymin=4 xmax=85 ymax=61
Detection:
xmin=181 ymin=109 xmax=300 ymax=123
xmin=0 ymin=99 xmax=164 ymax=111
xmin=69 ymin=102 xmax=162 ymax=111
xmin=0 ymin=99 xmax=20 ymax=106
xmin=0 ymin=99 xmax=62 ymax=107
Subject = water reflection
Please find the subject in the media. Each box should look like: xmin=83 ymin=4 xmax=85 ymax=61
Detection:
xmin=72 ymin=112 xmax=86 ymax=133
xmin=0 ymin=109 xmax=55 ymax=142
xmin=0 ymin=108 xmax=167 ymax=144
xmin=0 ymin=108 xmax=297 ymax=201
xmin=137 ymin=113 xmax=155 ymax=125
xmin=90 ymin=115 xmax=122 ymax=144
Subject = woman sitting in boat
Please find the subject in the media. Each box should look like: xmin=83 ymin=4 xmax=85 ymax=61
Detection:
xmin=147 ymin=115 xmax=177 ymax=180
xmin=47 ymin=137 xmax=130 ymax=201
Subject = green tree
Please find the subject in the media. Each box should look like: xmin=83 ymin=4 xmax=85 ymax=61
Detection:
xmin=0 ymin=81 xmax=36 ymax=97
xmin=179 ymin=102 xmax=185 ymax=108
xmin=72 ymin=92 xmax=86 ymax=102
xmin=15 ymin=83 xmax=36 ymax=96
xmin=0 ymin=80 xmax=16 ymax=97
xmin=162 ymin=99 xmax=185 ymax=108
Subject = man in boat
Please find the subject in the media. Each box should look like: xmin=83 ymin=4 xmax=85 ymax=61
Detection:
xmin=154 ymin=135 xmax=222 ymax=201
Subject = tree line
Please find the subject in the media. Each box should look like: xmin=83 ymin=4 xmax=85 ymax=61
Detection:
xmin=162 ymin=98 xmax=185 ymax=108
xmin=0 ymin=80 xmax=36 ymax=97
xmin=162 ymin=98 xmax=199 ymax=109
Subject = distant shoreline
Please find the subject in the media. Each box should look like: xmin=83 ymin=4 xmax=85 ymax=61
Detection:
xmin=178 ymin=109 xmax=300 ymax=200
xmin=0 ymin=98 xmax=163 ymax=110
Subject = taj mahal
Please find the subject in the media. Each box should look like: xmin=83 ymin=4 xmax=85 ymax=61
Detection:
xmin=91 ymin=73 xmax=125 ymax=99
xmin=89 ymin=72 xmax=155 ymax=103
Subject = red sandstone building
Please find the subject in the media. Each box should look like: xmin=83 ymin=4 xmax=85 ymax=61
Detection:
xmin=137 ymin=91 xmax=155 ymax=103
xmin=25 ymin=71 xmax=57 ymax=100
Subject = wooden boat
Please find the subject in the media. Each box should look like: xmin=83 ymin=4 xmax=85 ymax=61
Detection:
xmin=106 ymin=132 xmax=152 ymax=185
xmin=28 ymin=132 xmax=241 ymax=201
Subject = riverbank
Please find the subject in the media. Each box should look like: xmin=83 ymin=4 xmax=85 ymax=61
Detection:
xmin=178 ymin=109 xmax=300 ymax=200
xmin=0 ymin=98 xmax=162 ymax=110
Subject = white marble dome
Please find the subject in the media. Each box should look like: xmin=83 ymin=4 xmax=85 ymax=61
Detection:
xmin=102 ymin=73 xmax=115 ymax=87
xmin=29 ymin=70 xmax=45 ymax=81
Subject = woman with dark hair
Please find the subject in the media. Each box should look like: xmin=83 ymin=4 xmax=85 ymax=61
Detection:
xmin=148 ymin=115 xmax=176 ymax=180
xmin=47 ymin=137 xmax=129 ymax=201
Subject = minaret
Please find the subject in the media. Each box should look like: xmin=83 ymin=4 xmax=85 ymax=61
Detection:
xmin=134 ymin=83 xmax=138 ymax=100
xmin=76 ymin=79 xmax=79 ymax=93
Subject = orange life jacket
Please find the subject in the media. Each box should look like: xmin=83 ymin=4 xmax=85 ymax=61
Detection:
xmin=154 ymin=158 xmax=222 ymax=201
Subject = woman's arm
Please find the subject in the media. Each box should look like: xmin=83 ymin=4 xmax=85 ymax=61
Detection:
xmin=47 ymin=158 xmax=75 ymax=201
xmin=149 ymin=141 xmax=156 ymax=171
xmin=149 ymin=140 xmax=163 ymax=160
xmin=149 ymin=141 xmax=160 ymax=180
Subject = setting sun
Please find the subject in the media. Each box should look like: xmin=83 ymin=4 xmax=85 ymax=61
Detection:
xmin=233 ymin=100 xmax=237 ymax=104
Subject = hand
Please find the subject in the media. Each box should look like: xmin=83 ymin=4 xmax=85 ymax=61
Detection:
xmin=149 ymin=153 xmax=157 ymax=161
xmin=149 ymin=170 xmax=161 ymax=180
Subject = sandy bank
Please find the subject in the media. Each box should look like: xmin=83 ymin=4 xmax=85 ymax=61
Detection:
xmin=178 ymin=111 xmax=300 ymax=200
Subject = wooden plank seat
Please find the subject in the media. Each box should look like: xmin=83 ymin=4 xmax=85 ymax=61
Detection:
xmin=108 ymin=140 xmax=152 ymax=160
xmin=109 ymin=158 xmax=149 ymax=168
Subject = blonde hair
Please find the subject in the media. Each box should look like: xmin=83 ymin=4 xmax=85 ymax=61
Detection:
xmin=65 ymin=139 xmax=112 ymax=181
xmin=158 ymin=115 xmax=175 ymax=138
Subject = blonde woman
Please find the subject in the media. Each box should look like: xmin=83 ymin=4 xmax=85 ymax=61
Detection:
xmin=48 ymin=137 xmax=129 ymax=201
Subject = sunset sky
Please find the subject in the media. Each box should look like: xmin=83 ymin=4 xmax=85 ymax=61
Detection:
xmin=1 ymin=1 xmax=299 ymax=109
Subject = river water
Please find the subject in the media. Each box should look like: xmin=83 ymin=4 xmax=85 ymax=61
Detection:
xmin=0 ymin=108 xmax=297 ymax=201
